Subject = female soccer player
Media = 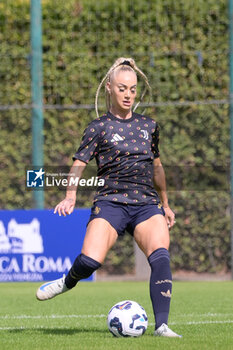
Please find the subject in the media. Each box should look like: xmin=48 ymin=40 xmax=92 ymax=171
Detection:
xmin=36 ymin=57 xmax=181 ymax=338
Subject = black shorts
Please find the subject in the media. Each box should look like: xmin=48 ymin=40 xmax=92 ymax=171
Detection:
xmin=88 ymin=201 xmax=165 ymax=236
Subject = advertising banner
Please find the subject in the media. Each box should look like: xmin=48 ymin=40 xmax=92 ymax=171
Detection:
xmin=0 ymin=209 xmax=92 ymax=282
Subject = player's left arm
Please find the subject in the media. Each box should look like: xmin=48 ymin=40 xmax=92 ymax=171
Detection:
xmin=152 ymin=157 xmax=175 ymax=229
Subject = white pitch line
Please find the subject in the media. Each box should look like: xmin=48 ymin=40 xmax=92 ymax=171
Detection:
xmin=1 ymin=314 xmax=233 ymax=329
xmin=0 ymin=313 xmax=232 ymax=320
xmin=0 ymin=313 xmax=233 ymax=324
xmin=0 ymin=314 xmax=106 ymax=319
xmin=1 ymin=320 xmax=233 ymax=331
xmin=169 ymin=320 xmax=233 ymax=326
xmin=175 ymin=313 xmax=233 ymax=318
xmin=0 ymin=313 xmax=233 ymax=319
xmin=0 ymin=327 xmax=25 ymax=331
xmin=0 ymin=326 xmax=66 ymax=331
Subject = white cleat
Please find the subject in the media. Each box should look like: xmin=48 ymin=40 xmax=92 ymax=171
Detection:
xmin=36 ymin=274 xmax=69 ymax=301
xmin=154 ymin=323 xmax=182 ymax=338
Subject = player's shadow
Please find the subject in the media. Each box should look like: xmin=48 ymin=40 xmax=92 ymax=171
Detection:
xmin=41 ymin=328 xmax=106 ymax=335
xmin=7 ymin=328 xmax=106 ymax=335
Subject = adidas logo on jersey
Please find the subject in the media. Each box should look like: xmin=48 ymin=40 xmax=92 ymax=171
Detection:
xmin=111 ymin=134 xmax=124 ymax=142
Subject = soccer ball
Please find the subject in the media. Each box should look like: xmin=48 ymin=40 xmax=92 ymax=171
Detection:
xmin=107 ymin=300 xmax=148 ymax=337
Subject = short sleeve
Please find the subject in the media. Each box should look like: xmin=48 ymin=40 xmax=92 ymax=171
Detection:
xmin=72 ymin=122 xmax=100 ymax=163
xmin=151 ymin=123 xmax=160 ymax=158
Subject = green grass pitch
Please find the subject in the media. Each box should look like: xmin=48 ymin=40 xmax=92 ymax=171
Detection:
xmin=0 ymin=281 xmax=233 ymax=350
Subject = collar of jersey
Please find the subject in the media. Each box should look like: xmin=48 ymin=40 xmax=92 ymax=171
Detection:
xmin=107 ymin=111 xmax=136 ymax=123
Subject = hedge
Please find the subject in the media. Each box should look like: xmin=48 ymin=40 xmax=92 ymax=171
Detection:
xmin=0 ymin=0 xmax=230 ymax=273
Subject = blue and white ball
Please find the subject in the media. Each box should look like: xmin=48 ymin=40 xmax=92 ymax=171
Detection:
xmin=107 ymin=300 xmax=148 ymax=337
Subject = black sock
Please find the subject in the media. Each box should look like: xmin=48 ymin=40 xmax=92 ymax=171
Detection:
xmin=148 ymin=248 xmax=172 ymax=330
xmin=65 ymin=253 xmax=101 ymax=289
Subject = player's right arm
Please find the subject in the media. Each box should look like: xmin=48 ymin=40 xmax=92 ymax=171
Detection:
xmin=54 ymin=159 xmax=87 ymax=217
xmin=54 ymin=119 xmax=100 ymax=216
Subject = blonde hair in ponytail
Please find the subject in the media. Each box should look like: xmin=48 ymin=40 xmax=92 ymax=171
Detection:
xmin=95 ymin=57 xmax=151 ymax=118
